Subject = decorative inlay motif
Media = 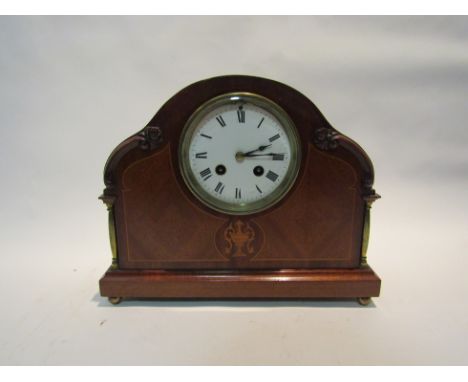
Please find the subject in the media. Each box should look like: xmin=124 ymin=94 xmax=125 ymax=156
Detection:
xmin=215 ymin=219 xmax=263 ymax=260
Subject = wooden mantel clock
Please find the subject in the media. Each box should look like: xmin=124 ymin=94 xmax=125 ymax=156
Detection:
xmin=99 ymin=75 xmax=381 ymax=305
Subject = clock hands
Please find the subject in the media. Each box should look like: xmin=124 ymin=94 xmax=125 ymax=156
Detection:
xmin=237 ymin=144 xmax=285 ymax=161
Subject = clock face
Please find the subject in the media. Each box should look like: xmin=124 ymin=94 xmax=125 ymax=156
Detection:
xmin=179 ymin=93 xmax=301 ymax=215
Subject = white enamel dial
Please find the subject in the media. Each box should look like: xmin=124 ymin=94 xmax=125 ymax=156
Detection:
xmin=179 ymin=93 xmax=301 ymax=215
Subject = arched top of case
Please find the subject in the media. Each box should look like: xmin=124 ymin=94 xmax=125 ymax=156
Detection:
xmin=101 ymin=75 xmax=378 ymax=201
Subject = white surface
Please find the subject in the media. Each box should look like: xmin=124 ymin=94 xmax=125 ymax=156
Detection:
xmin=186 ymin=99 xmax=294 ymax=211
xmin=0 ymin=16 xmax=467 ymax=365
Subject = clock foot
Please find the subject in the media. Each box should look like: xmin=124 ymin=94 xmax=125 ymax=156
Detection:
xmin=357 ymin=297 xmax=371 ymax=306
xmin=108 ymin=296 xmax=122 ymax=305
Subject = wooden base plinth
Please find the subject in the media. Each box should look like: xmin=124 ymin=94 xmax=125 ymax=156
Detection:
xmin=99 ymin=266 xmax=381 ymax=301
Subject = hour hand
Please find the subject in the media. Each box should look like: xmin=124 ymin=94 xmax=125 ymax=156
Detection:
xmin=242 ymin=144 xmax=272 ymax=156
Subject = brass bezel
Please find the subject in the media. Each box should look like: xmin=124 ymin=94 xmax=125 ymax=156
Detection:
xmin=179 ymin=92 xmax=301 ymax=215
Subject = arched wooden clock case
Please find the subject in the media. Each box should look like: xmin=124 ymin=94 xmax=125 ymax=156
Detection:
xmin=99 ymin=75 xmax=381 ymax=305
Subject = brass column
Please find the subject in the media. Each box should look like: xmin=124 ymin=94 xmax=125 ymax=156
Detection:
xmin=361 ymin=193 xmax=380 ymax=266
xmin=99 ymin=194 xmax=118 ymax=270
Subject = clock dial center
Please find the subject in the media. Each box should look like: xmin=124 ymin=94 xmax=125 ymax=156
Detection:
xmin=235 ymin=151 xmax=245 ymax=163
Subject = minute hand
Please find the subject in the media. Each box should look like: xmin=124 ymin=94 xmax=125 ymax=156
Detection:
xmin=243 ymin=153 xmax=285 ymax=159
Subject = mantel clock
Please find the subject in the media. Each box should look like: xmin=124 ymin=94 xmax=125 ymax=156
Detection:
xmin=99 ymin=75 xmax=381 ymax=305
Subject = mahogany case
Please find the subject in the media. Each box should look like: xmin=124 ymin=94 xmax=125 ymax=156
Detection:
xmin=98 ymin=75 xmax=381 ymax=302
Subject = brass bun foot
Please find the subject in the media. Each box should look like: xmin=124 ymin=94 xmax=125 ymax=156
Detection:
xmin=108 ymin=297 xmax=122 ymax=305
xmin=357 ymin=297 xmax=371 ymax=306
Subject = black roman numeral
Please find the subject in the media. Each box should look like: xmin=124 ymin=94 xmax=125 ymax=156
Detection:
xmin=257 ymin=117 xmax=264 ymax=128
xmin=216 ymin=115 xmax=226 ymax=127
xmin=195 ymin=152 xmax=207 ymax=159
xmin=269 ymin=134 xmax=280 ymax=142
xmin=256 ymin=185 xmax=262 ymax=194
xmin=199 ymin=168 xmax=212 ymax=181
xmin=266 ymin=170 xmax=279 ymax=182
xmin=237 ymin=107 xmax=245 ymax=123
xmin=214 ymin=182 xmax=225 ymax=194
xmin=235 ymin=187 xmax=241 ymax=199
xmin=272 ymin=154 xmax=285 ymax=161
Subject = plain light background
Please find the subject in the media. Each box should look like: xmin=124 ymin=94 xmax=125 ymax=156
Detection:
xmin=0 ymin=16 xmax=467 ymax=365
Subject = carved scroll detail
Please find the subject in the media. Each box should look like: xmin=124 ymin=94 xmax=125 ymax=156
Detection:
xmin=102 ymin=125 xmax=164 ymax=190
xmin=313 ymin=127 xmax=339 ymax=150
xmin=139 ymin=126 xmax=163 ymax=151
